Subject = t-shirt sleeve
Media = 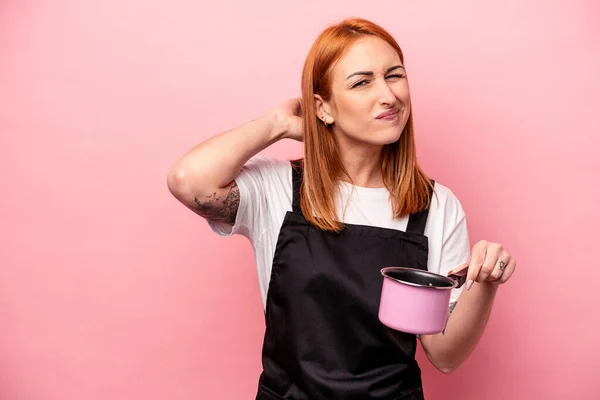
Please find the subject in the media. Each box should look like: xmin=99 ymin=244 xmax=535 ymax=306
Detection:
xmin=438 ymin=192 xmax=471 ymax=305
xmin=206 ymin=156 xmax=291 ymax=244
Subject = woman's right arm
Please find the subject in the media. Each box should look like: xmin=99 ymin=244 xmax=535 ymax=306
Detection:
xmin=167 ymin=99 xmax=302 ymax=224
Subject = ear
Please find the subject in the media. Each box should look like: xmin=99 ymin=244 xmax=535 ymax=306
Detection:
xmin=314 ymin=94 xmax=334 ymax=125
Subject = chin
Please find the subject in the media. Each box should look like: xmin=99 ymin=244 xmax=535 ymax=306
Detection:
xmin=344 ymin=125 xmax=404 ymax=147
xmin=372 ymin=128 xmax=403 ymax=145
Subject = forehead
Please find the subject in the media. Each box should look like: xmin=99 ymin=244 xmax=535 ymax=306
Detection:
xmin=332 ymin=36 xmax=402 ymax=78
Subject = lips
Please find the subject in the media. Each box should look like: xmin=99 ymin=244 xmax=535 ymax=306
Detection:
xmin=376 ymin=108 xmax=399 ymax=119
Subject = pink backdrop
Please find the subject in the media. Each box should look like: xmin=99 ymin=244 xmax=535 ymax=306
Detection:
xmin=1 ymin=0 xmax=599 ymax=399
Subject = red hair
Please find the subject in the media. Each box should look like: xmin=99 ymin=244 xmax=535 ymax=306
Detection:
xmin=299 ymin=17 xmax=434 ymax=232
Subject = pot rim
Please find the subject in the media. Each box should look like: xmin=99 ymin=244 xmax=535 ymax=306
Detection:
xmin=380 ymin=266 xmax=459 ymax=290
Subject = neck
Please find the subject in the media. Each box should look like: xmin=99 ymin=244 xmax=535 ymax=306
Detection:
xmin=337 ymin=140 xmax=384 ymax=188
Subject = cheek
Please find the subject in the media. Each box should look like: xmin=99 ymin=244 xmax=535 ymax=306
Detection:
xmin=393 ymin=82 xmax=411 ymax=102
xmin=335 ymin=96 xmax=370 ymax=123
xmin=338 ymin=108 xmax=369 ymax=133
xmin=332 ymin=104 xmax=365 ymax=136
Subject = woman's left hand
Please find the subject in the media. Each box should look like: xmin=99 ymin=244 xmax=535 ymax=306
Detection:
xmin=447 ymin=240 xmax=516 ymax=290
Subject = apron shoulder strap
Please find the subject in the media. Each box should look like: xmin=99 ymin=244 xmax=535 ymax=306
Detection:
xmin=405 ymin=180 xmax=435 ymax=235
xmin=290 ymin=159 xmax=303 ymax=213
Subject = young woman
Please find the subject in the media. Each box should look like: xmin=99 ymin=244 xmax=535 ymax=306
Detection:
xmin=168 ymin=17 xmax=516 ymax=400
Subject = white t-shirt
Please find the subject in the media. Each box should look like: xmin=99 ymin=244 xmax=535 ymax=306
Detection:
xmin=208 ymin=156 xmax=471 ymax=310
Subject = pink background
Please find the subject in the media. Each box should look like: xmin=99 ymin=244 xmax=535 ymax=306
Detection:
xmin=1 ymin=0 xmax=599 ymax=399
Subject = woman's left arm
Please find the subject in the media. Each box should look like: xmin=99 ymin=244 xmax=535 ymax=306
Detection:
xmin=419 ymin=240 xmax=517 ymax=374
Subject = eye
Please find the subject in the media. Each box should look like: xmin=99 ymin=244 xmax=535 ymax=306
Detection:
xmin=351 ymin=80 xmax=369 ymax=89
xmin=386 ymin=73 xmax=405 ymax=80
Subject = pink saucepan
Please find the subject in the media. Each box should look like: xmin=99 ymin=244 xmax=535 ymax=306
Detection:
xmin=378 ymin=266 xmax=467 ymax=335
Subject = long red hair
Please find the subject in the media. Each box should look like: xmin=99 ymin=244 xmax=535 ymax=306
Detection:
xmin=299 ymin=17 xmax=434 ymax=232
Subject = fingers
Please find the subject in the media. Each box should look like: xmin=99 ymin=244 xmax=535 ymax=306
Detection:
xmin=487 ymin=250 xmax=511 ymax=282
xmin=475 ymin=243 xmax=503 ymax=283
xmin=291 ymin=98 xmax=302 ymax=116
xmin=464 ymin=240 xmax=488 ymax=289
xmin=447 ymin=261 xmax=469 ymax=276
xmin=450 ymin=241 xmax=516 ymax=290
xmin=498 ymin=258 xmax=516 ymax=283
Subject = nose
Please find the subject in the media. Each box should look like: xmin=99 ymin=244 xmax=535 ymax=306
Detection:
xmin=374 ymin=78 xmax=396 ymax=106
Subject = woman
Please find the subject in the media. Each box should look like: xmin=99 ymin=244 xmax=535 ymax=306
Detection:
xmin=167 ymin=17 xmax=516 ymax=400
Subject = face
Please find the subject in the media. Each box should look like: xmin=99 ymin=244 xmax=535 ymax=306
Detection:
xmin=315 ymin=36 xmax=411 ymax=149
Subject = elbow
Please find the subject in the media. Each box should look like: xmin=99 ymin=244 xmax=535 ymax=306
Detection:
xmin=438 ymin=365 xmax=457 ymax=375
xmin=167 ymin=166 xmax=203 ymax=203
xmin=167 ymin=168 xmax=187 ymax=195
xmin=425 ymin=349 xmax=460 ymax=375
xmin=167 ymin=159 xmax=215 ymax=198
xmin=167 ymin=167 xmax=188 ymax=197
xmin=421 ymin=337 xmax=465 ymax=375
xmin=431 ymin=357 xmax=462 ymax=375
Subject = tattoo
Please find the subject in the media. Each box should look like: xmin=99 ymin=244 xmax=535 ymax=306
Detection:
xmin=442 ymin=301 xmax=458 ymax=335
xmin=194 ymin=182 xmax=240 ymax=224
xmin=448 ymin=301 xmax=457 ymax=315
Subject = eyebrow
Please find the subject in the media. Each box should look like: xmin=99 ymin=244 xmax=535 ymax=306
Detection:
xmin=346 ymin=65 xmax=405 ymax=80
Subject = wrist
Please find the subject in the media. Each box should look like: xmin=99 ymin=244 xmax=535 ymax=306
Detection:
xmin=267 ymin=111 xmax=291 ymax=141
xmin=473 ymin=281 xmax=500 ymax=296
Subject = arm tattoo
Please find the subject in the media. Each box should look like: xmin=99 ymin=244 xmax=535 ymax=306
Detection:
xmin=193 ymin=182 xmax=240 ymax=225
xmin=442 ymin=301 xmax=458 ymax=335
xmin=448 ymin=301 xmax=457 ymax=316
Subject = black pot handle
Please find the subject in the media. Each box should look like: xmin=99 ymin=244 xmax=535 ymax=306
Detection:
xmin=447 ymin=272 xmax=467 ymax=289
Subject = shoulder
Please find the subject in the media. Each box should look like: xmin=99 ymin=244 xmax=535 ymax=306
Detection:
xmin=235 ymin=156 xmax=294 ymax=207
xmin=429 ymin=181 xmax=467 ymax=223
xmin=240 ymin=156 xmax=292 ymax=181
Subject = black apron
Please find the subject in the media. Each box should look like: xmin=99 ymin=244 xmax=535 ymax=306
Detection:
xmin=255 ymin=160 xmax=432 ymax=400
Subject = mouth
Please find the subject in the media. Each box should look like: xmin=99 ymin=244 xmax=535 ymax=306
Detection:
xmin=376 ymin=108 xmax=399 ymax=120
